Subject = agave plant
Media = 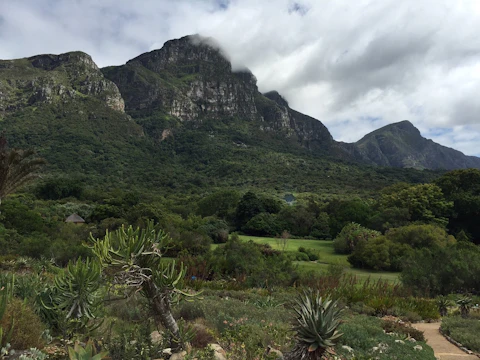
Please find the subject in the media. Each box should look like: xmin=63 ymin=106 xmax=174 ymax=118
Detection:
xmin=68 ymin=340 xmax=108 ymax=360
xmin=456 ymin=295 xmax=473 ymax=318
xmin=436 ymin=296 xmax=451 ymax=317
xmin=286 ymin=290 xmax=343 ymax=360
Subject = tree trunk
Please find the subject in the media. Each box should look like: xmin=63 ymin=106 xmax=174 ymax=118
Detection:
xmin=144 ymin=281 xmax=182 ymax=351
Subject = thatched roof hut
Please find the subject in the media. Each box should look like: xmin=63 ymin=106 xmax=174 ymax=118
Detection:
xmin=65 ymin=213 xmax=85 ymax=224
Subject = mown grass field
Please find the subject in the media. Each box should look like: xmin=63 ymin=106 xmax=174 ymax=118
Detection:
xmin=237 ymin=235 xmax=400 ymax=283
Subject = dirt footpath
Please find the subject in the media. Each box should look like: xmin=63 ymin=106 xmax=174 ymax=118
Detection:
xmin=413 ymin=322 xmax=478 ymax=360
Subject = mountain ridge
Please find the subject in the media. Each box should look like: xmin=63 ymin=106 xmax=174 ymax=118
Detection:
xmin=0 ymin=34 xmax=476 ymax=197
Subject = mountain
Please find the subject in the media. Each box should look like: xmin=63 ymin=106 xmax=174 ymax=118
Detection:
xmin=0 ymin=35 xmax=450 ymax=197
xmin=350 ymin=120 xmax=480 ymax=170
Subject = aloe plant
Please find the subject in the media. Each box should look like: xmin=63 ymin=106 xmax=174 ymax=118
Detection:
xmin=90 ymin=221 xmax=193 ymax=351
xmin=39 ymin=259 xmax=102 ymax=338
xmin=436 ymin=295 xmax=451 ymax=317
xmin=286 ymin=290 xmax=343 ymax=359
xmin=68 ymin=340 xmax=108 ymax=360
xmin=456 ymin=295 xmax=473 ymax=318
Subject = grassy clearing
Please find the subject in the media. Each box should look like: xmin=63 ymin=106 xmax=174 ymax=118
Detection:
xmin=237 ymin=235 xmax=400 ymax=283
xmin=294 ymin=261 xmax=400 ymax=283
xmin=238 ymin=235 xmax=349 ymax=265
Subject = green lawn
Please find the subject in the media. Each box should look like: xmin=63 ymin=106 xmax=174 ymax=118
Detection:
xmin=237 ymin=235 xmax=400 ymax=283
xmin=294 ymin=261 xmax=400 ymax=283
xmin=238 ymin=235 xmax=349 ymax=265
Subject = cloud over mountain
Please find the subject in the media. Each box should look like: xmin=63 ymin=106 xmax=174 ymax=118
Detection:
xmin=2 ymin=0 xmax=480 ymax=155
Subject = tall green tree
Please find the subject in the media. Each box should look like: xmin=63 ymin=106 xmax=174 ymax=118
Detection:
xmin=0 ymin=136 xmax=44 ymax=206
xmin=379 ymin=183 xmax=452 ymax=226
xmin=435 ymin=169 xmax=480 ymax=243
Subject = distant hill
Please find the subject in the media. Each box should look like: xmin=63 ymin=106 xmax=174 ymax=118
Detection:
xmin=349 ymin=120 xmax=480 ymax=170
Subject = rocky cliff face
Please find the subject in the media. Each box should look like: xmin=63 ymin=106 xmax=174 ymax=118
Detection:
xmin=350 ymin=120 xmax=480 ymax=170
xmin=0 ymin=51 xmax=125 ymax=118
xmin=102 ymin=35 xmax=258 ymax=121
xmin=102 ymin=35 xmax=335 ymax=151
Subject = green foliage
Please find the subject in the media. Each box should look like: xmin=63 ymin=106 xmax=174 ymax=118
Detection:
xmin=277 ymin=205 xmax=316 ymax=237
xmin=243 ymin=212 xmax=283 ymax=236
xmin=436 ymin=296 xmax=452 ymax=317
xmin=381 ymin=319 xmax=425 ymax=341
xmin=335 ymin=315 xmax=435 ymax=359
xmin=436 ymin=169 xmax=480 ymax=244
xmin=50 ymin=258 xmax=102 ymax=320
xmin=456 ymin=295 xmax=473 ymax=318
xmin=401 ymin=242 xmax=480 ymax=296
xmin=90 ymin=221 xmax=191 ymax=350
xmin=380 ymin=183 xmax=452 ymax=226
xmin=0 ymin=135 xmax=45 ymax=202
xmin=196 ymin=190 xmax=240 ymax=220
xmin=441 ymin=316 xmax=480 ymax=352
xmin=384 ymin=224 xmax=456 ymax=249
xmin=289 ymin=290 xmax=343 ymax=358
xmin=104 ymin=322 xmax=162 ymax=360
xmin=68 ymin=340 xmax=109 ymax=360
xmin=36 ymin=177 xmax=84 ymax=200
xmin=1 ymin=298 xmax=45 ymax=350
xmin=309 ymin=212 xmax=331 ymax=239
xmin=348 ymin=224 xmax=456 ymax=271
xmin=298 ymin=247 xmax=320 ymax=261
xmin=211 ymin=236 xmax=296 ymax=288
xmin=326 ymin=198 xmax=374 ymax=238
xmin=333 ymin=223 xmax=380 ymax=255
xmin=347 ymin=236 xmax=412 ymax=271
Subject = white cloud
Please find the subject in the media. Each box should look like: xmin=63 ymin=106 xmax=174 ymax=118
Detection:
xmin=1 ymin=0 xmax=480 ymax=155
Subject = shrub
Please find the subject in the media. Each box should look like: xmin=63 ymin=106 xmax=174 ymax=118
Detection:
xmin=190 ymin=320 xmax=215 ymax=349
xmin=1 ymin=298 xmax=45 ymax=349
xmin=287 ymin=251 xmax=310 ymax=261
xmin=441 ymin=316 xmax=480 ymax=352
xmin=174 ymin=301 xmax=206 ymax=321
xmin=333 ymin=223 xmax=380 ymax=255
xmin=298 ymin=247 xmax=320 ymax=261
xmin=243 ymin=213 xmax=283 ymax=237
xmin=335 ymin=315 xmax=435 ymax=359
xmin=385 ymin=224 xmax=456 ymax=249
xmin=401 ymin=242 xmax=480 ymax=296
xmin=381 ymin=319 xmax=425 ymax=341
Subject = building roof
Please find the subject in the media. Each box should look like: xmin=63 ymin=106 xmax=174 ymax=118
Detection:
xmin=65 ymin=213 xmax=85 ymax=223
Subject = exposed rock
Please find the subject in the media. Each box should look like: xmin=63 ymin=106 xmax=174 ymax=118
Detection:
xmin=151 ymin=330 xmax=163 ymax=344
xmin=102 ymin=34 xmax=335 ymax=153
xmin=169 ymin=350 xmax=187 ymax=360
xmin=266 ymin=345 xmax=284 ymax=359
xmin=208 ymin=344 xmax=227 ymax=360
xmin=0 ymin=51 xmax=125 ymax=115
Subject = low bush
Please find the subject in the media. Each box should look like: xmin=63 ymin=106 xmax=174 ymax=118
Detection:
xmin=381 ymin=319 xmax=425 ymax=341
xmin=0 ymin=298 xmax=45 ymax=349
xmin=174 ymin=301 xmax=206 ymax=321
xmin=441 ymin=316 xmax=480 ymax=352
xmin=336 ymin=314 xmax=435 ymax=359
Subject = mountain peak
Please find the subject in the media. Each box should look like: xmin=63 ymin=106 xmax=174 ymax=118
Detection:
xmin=353 ymin=119 xmax=480 ymax=170
xmin=263 ymin=91 xmax=289 ymax=107
xmin=28 ymin=51 xmax=98 ymax=71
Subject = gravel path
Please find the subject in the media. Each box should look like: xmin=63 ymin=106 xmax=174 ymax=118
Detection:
xmin=413 ymin=322 xmax=478 ymax=360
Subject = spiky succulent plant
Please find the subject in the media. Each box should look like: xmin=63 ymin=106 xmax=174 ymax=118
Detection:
xmin=436 ymin=295 xmax=451 ymax=317
xmin=456 ymin=295 xmax=473 ymax=318
xmin=287 ymin=289 xmax=343 ymax=359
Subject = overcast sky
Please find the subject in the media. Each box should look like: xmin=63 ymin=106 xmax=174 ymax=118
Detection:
xmin=2 ymin=0 xmax=480 ymax=156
